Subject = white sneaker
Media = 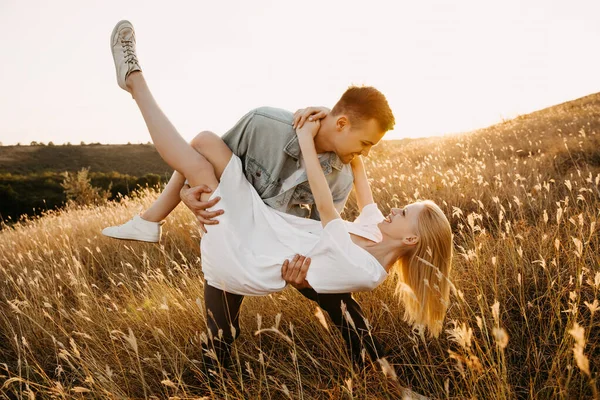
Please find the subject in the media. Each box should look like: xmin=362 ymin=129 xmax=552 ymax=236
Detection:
xmin=102 ymin=215 xmax=163 ymax=243
xmin=110 ymin=20 xmax=142 ymax=92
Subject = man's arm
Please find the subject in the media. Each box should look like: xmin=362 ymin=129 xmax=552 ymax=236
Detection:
xmin=350 ymin=156 xmax=375 ymax=211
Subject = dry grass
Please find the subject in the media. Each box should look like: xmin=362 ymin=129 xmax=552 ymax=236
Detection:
xmin=1 ymin=94 xmax=599 ymax=399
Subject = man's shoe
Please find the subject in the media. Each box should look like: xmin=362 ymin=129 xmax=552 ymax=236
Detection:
xmin=110 ymin=20 xmax=142 ymax=92
xmin=102 ymin=215 xmax=162 ymax=243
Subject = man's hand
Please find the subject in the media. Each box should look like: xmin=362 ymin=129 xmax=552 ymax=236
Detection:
xmin=292 ymin=107 xmax=330 ymax=129
xmin=281 ymin=254 xmax=312 ymax=289
xmin=179 ymin=183 xmax=223 ymax=234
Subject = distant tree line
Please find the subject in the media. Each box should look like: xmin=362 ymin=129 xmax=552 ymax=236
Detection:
xmin=0 ymin=170 xmax=163 ymax=223
xmin=5 ymin=142 xmax=153 ymax=146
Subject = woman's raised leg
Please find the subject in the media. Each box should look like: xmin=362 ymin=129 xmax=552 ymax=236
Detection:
xmin=105 ymin=20 xmax=233 ymax=242
xmin=126 ymin=71 xmax=218 ymax=201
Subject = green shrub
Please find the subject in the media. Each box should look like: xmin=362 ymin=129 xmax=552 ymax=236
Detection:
xmin=61 ymin=168 xmax=111 ymax=206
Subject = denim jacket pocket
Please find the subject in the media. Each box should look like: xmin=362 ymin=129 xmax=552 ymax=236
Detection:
xmin=292 ymin=182 xmax=314 ymax=205
xmin=246 ymin=156 xmax=275 ymax=195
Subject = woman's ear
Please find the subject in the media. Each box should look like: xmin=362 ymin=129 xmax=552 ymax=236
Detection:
xmin=402 ymin=235 xmax=419 ymax=247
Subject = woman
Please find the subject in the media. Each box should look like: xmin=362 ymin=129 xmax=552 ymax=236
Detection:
xmin=107 ymin=21 xmax=453 ymax=337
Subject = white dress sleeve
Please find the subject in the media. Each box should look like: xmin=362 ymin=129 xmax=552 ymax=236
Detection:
xmin=348 ymin=203 xmax=385 ymax=242
xmin=306 ymin=218 xmax=388 ymax=293
xmin=354 ymin=203 xmax=385 ymax=225
xmin=323 ymin=218 xmax=355 ymax=252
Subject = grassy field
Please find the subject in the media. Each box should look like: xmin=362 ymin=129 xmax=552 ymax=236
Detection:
xmin=0 ymin=94 xmax=599 ymax=399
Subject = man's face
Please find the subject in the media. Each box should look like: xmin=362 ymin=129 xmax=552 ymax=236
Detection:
xmin=333 ymin=117 xmax=386 ymax=164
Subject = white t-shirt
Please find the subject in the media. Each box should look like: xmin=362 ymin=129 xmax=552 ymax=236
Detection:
xmin=200 ymin=154 xmax=388 ymax=295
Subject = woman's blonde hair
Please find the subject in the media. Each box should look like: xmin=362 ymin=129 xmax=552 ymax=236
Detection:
xmin=394 ymin=200 xmax=453 ymax=338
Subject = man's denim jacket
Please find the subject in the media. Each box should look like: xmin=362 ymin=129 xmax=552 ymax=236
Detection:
xmin=221 ymin=107 xmax=354 ymax=221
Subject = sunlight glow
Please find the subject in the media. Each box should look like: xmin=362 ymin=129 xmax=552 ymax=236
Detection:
xmin=0 ymin=0 xmax=598 ymax=145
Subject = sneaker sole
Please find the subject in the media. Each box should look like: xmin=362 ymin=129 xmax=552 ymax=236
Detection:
xmin=102 ymin=230 xmax=159 ymax=243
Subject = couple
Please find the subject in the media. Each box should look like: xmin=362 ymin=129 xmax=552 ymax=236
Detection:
xmin=104 ymin=20 xmax=453 ymax=371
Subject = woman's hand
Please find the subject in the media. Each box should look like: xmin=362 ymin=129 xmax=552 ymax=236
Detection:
xmin=281 ymin=254 xmax=312 ymax=289
xmin=293 ymin=106 xmax=330 ymax=129
xmin=295 ymin=119 xmax=320 ymax=139
xmin=350 ymin=154 xmax=364 ymax=170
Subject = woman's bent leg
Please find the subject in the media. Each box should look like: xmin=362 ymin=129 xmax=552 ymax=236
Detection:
xmin=127 ymin=72 xmax=218 ymax=202
xmin=139 ymin=130 xmax=233 ymax=223
xmin=140 ymin=171 xmax=185 ymax=222
xmin=189 ymin=131 xmax=233 ymax=180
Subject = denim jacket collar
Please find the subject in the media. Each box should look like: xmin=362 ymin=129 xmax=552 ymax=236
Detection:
xmin=283 ymin=135 xmax=344 ymax=172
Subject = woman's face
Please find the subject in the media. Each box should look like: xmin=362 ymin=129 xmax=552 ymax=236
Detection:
xmin=378 ymin=202 xmax=424 ymax=241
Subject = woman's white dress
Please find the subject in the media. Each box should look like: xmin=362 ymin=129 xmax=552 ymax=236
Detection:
xmin=200 ymin=154 xmax=388 ymax=295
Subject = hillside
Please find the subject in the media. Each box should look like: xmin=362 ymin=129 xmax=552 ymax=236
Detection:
xmin=2 ymin=93 xmax=599 ymax=223
xmin=4 ymin=91 xmax=598 ymax=178
xmin=394 ymin=92 xmax=600 ymax=165
xmin=0 ymin=143 xmax=172 ymax=176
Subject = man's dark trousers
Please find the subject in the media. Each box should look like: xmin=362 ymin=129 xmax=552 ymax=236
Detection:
xmin=200 ymin=282 xmax=387 ymax=371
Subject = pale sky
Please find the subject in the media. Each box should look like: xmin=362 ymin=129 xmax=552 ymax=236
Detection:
xmin=0 ymin=0 xmax=599 ymax=145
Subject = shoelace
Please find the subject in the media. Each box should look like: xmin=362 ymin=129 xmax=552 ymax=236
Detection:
xmin=121 ymin=38 xmax=139 ymax=66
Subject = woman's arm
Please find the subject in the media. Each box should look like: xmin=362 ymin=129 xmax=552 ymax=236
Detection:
xmin=350 ymin=156 xmax=375 ymax=211
xmin=296 ymin=121 xmax=340 ymax=227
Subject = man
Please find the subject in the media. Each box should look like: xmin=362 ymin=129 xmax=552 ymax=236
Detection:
xmin=105 ymin=20 xmax=395 ymax=374
xmin=181 ymin=90 xmax=395 ymax=371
